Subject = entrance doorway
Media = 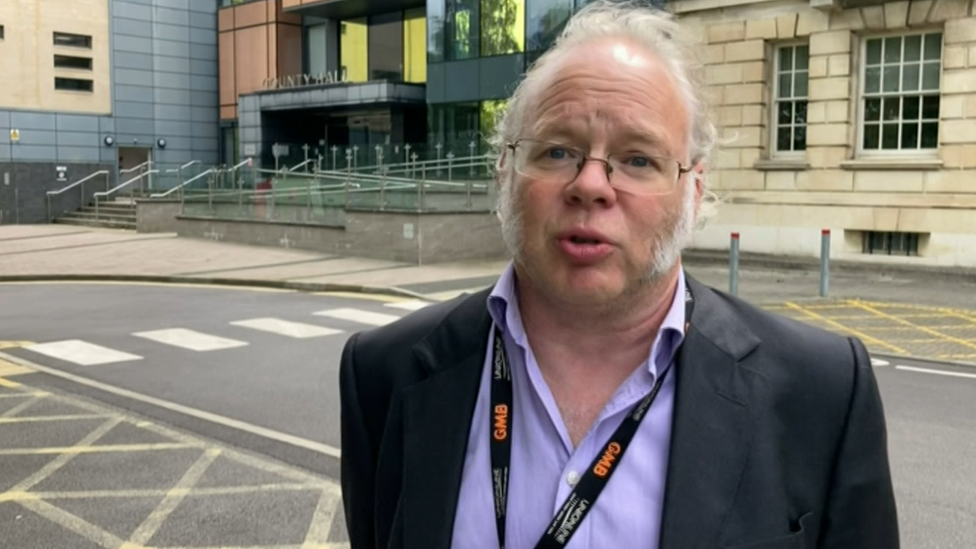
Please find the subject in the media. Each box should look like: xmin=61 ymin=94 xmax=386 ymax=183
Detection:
xmin=117 ymin=146 xmax=152 ymax=189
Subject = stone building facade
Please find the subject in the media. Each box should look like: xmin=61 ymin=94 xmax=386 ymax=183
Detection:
xmin=675 ymin=0 xmax=976 ymax=267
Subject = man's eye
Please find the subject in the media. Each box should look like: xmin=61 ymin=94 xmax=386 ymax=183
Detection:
xmin=546 ymin=148 xmax=571 ymax=160
xmin=622 ymin=155 xmax=656 ymax=169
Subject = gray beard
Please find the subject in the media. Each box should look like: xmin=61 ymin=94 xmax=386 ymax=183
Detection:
xmin=498 ymin=175 xmax=697 ymax=284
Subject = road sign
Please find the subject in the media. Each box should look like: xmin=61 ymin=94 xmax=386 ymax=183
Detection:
xmin=10 ymin=129 xmax=20 ymax=142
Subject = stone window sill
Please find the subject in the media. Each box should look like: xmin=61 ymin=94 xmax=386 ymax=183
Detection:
xmin=753 ymin=160 xmax=810 ymax=171
xmin=840 ymin=159 xmax=943 ymax=171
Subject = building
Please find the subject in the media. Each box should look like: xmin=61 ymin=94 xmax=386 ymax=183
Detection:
xmin=214 ymin=0 xmax=976 ymax=268
xmin=675 ymin=0 xmax=976 ymax=268
xmin=0 ymin=0 xmax=219 ymax=224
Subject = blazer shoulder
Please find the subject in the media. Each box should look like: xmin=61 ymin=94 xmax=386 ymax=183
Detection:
xmin=342 ymin=289 xmax=491 ymax=388
xmin=701 ymin=285 xmax=862 ymax=388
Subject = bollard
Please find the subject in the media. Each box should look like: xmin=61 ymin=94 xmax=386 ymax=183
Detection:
xmin=729 ymin=232 xmax=740 ymax=296
xmin=820 ymin=229 xmax=830 ymax=298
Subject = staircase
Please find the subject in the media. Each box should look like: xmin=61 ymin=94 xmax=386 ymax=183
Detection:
xmin=53 ymin=198 xmax=137 ymax=230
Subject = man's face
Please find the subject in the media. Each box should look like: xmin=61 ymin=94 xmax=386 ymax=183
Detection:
xmin=500 ymin=37 xmax=702 ymax=308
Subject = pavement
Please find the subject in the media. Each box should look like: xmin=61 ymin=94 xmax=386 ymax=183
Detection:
xmin=3 ymin=224 xmax=976 ymax=364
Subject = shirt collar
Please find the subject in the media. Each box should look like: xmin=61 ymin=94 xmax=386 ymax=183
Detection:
xmin=487 ymin=262 xmax=688 ymax=375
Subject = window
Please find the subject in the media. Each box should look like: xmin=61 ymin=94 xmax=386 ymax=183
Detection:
xmin=861 ymin=33 xmax=942 ymax=152
xmin=863 ymin=231 xmax=920 ymax=256
xmin=369 ymin=12 xmax=404 ymax=81
xmin=527 ymin=0 xmax=572 ymax=52
xmin=0 ymin=25 xmax=5 ymax=40
xmin=403 ymin=8 xmax=427 ymax=83
xmin=481 ymin=0 xmax=525 ymax=56
xmin=339 ymin=18 xmax=369 ymax=83
xmin=773 ymin=44 xmax=808 ymax=154
xmin=54 ymin=54 xmax=93 ymax=70
xmin=446 ymin=0 xmax=480 ymax=60
xmin=53 ymin=32 xmax=92 ymax=49
xmin=428 ymin=0 xmax=446 ymax=63
xmin=55 ymin=77 xmax=94 ymax=92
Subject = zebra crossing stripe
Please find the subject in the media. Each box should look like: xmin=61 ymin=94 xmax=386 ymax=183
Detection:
xmin=384 ymin=300 xmax=432 ymax=312
xmin=313 ymin=308 xmax=401 ymax=326
xmin=133 ymin=329 xmax=248 ymax=352
xmin=230 ymin=318 xmax=343 ymax=339
xmin=24 ymin=340 xmax=143 ymax=366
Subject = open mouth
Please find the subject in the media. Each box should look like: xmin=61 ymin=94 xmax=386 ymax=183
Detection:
xmin=569 ymin=235 xmax=602 ymax=245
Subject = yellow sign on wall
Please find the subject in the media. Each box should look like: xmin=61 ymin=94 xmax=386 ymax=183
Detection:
xmin=9 ymin=129 xmax=19 ymax=142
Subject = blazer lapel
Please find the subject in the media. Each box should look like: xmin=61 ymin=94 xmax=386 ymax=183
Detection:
xmin=659 ymin=275 xmax=764 ymax=549
xmin=401 ymin=289 xmax=494 ymax=549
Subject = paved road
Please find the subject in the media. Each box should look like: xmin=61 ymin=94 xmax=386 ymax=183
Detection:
xmin=1 ymin=282 xmax=975 ymax=548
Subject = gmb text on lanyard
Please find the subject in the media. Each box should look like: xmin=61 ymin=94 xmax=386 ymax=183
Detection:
xmin=489 ymin=287 xmax=694 ymax=549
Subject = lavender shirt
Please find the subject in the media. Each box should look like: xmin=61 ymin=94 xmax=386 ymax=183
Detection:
xmin=450 ymin=263 xmax=687 ymax=549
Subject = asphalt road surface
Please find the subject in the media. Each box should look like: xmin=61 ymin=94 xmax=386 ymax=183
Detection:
xmin=1 ymin=282 xmax=975 ymax=548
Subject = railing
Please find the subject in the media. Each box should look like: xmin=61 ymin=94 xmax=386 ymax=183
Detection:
xmin=119 ymin=160 xmax=155 ymax=191
xmin=94 ymin=170 xmax=159 ymax=219
xmin=45 ymin=170 xmax=110 ymax=222
xmin=179 ymin=167 xmax=495 ymax=222
xmin=150 ymin=168 xmax=216 ymax=200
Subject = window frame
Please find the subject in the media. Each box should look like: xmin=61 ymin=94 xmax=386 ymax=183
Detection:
xmin=856 ymin=30 xmax=943 ymax=159
xmin=54 ymin=77 xmax=94 ymax=93
xmin=770 ymin=40 xmax=810 ymax=160
xmin=53 ymin=31 xmax=92 ymax=49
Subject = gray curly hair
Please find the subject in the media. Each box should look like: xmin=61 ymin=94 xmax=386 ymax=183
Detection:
xmin=489 ymin=0 xmax=719 ymax=232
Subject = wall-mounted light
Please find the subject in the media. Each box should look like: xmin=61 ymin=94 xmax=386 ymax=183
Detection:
xmin=103 ymin=135 xmax=115 ymax=146
xmin=157 ymin=138 xmax=167 ymax=149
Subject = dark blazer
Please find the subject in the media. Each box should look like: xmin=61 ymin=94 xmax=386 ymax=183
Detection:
xmin=339 ymin=275 xmax=899 ymax=549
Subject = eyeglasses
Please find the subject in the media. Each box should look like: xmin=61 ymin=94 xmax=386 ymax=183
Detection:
xmin=506 ymin=138 xmax=693 ymax=196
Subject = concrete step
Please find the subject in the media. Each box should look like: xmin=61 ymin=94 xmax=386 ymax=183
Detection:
xmin=78 ymin=206 xmax=136 ymax=215
xmin=53 ymin=216 xmax=136 ymax=230
xmin=59 ymin=214 xmax=136 ymax=225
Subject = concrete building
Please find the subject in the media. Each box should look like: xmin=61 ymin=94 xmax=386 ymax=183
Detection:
xmin=0 ymin=0 xmax=219 ymax=224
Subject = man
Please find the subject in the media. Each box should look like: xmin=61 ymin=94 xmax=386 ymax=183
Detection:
xmin=339 ymin=2 xmax=899 ymax=548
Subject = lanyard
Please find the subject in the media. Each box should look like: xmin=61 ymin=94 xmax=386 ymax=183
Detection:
xmin=489 ymin=286 xmax=694 ymax=549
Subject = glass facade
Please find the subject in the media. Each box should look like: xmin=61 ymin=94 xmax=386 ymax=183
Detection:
xmin=481 ymin=0 xmax=525 ymax=56
xmin=337 ymin=11 xmax=427 ymax=84
xmin=340 ymin=18 xmax=369 ymax=83
xmin=526 ymin=0 xmax=572 ymax=52
xmin=447 ymin=0 xmax=481 ymax=60
xmin=404 ymin=8 xmax=428 ymax=82
xmin=369 ymin=12 xmax=404 ymax=80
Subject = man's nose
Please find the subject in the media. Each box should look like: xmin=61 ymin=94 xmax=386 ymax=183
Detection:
xmin=564 ymin=158 xmax=617 ymax=207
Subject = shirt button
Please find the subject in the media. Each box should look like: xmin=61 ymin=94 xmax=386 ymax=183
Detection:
xmin=567 ymin=471 xmax=580 ymax=486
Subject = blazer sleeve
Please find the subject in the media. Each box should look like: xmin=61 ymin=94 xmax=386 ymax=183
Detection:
xmin=818 ymin=337 xmax=900 ymax=548
xmin=340 ymin=332 xmax=376 ymax=549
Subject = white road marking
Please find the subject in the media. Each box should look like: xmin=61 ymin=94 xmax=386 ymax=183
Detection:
xmin=871 ymin=358 xmax=890 ymax=367
xmin=0 ymin=351 xmax=342 ymax=459
xmin=896 ymin=365 xmax=976 ymax=379
xmin=384 ymin=300 xmax=432 ymax=311
xmin=24 ymin=340 xmax=142 ymax=366
xmin=314 ymin=308 xmax=401 ymax=326
xmin=230 ymin=318 xmax=342 ymax=339
xmin=133 ymin=328 xmax=248 ymax=352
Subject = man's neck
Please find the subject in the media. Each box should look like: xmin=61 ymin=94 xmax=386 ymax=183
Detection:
xmin=515 ymin=265 xmax=681 ymax=374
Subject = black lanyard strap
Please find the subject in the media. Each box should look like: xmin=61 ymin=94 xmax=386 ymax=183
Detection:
xmin=490 ymin=285 xmax=694 ymax=549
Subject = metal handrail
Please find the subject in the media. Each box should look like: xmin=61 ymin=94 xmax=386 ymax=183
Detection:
xmin=229 ymin=157 xmax=253 ymax=173
xmin=165 ymin=160 xmax=201 ymax=174
xmin=150 ymin=168 xmax=215 ymax=198
xmin=288 ymin=159 xmax=316 ymax=172
xmin=46 ymin=170 xmax=110 ymax=197
xmin=94 ymin=170 xmax=159 ymax=218
xmin=45 ymin=170 xmax=110 ymax=222
xmin=120 ymin=160 xmax=153 ymax=175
